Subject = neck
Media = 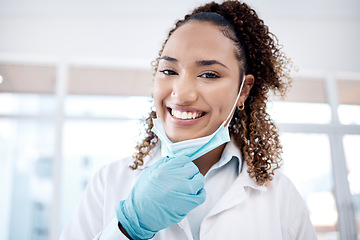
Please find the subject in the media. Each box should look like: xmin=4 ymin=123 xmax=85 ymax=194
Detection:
xmin=193 ymin=143 xmax=226 ymax=176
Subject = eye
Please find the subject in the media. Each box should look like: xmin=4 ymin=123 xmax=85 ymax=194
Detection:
xmin=199 ymin=72 xmax=220 ymax=79
xmin=159 ymin=69 xmax=178 ymax=75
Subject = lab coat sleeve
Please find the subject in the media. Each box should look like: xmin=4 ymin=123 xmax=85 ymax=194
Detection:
xmin=285 ymin=177 xmax=318 ymax=240
xmin=99 ymin=216 xmax=130 ymax=240
xmin=60 ymin=168 xmax=106 ymax=239
xmin=289 ymin=205 xmax=318 ymax=240
xmin=60 ymin=167 xmax=129 ymax=240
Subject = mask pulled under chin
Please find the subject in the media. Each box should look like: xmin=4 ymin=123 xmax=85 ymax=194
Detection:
xmin=151 ymin=118 xmax=230 ymax=161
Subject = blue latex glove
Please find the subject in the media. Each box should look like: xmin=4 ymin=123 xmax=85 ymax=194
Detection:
xmin=116 ymin=156 xmax=206 ymax=240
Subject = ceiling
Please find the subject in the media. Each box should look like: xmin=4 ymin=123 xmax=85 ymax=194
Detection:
xmin=0 ymin=0 xmax=359 ymax=73
xmin=0 ymin=0 xmax=359 ymax=18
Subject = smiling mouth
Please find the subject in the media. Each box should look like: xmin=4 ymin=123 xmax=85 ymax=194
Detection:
xmin=169 ymin=108 xmax=205 ymax=120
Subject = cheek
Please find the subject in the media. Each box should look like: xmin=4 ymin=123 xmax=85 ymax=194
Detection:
xmin=208 ymin=85 xmax=238 ymax=117
xmin=152 ymin=79 xmax=171 ymax=111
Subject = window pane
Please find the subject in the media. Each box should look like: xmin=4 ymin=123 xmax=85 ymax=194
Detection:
xmin=337 ymin=78 xmax=360 ymax=106
xmin=0 ymin=119 xmax=55 ymax=240
xmin=0 ymin=64 xmax=56 ymax=94
xmin=0 ymin=93 xmax=56 ymax=115
xmin=68 ymin=67 xmax=152 ymax=96
xmin=280 ymin=133 xmax=338 ymax=240
xmin=60 ymin=119 xmax=144 ymax=229
xmin=338 ymin=105 xmax=360 ymax=125
xmin=268 ymin=102 xmax=331 ymax=124
xmin=343 ymin=134 xmax=360 ymax=238
xmin=65 ymin=95 xmax=152 ymax=119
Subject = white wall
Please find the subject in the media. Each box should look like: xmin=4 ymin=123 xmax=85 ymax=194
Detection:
xmin=0 ymin=0 xmax=359 ymax=73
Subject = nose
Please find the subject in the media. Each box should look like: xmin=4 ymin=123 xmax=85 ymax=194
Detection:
xmin=171 ymin=73 xmax=198 ymax=104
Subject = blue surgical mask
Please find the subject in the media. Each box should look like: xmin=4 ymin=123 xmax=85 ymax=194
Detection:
xmin=152 ymin=76 xmax=246 ymax=161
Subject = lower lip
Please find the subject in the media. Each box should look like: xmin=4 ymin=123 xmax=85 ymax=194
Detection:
xmin=168 ymin=110 xmax=205 ymax=126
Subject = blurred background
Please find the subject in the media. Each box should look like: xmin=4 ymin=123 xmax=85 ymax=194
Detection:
xmin=0 ymin=0 xmax=359 ymax=239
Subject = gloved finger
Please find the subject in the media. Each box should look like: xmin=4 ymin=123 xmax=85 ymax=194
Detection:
xmin=196 ymin=187 xmax=206 ymax=201
xmin=167 ymin=161 xmax=200 ymax=179
xmin=171 ymin=188 xmax=206 ymax=214
xmin=173 ymin=171 xmax=205 ymax=194
xmin=147 ymin=156 xmax=169 ymax=171
xmin=163 ymin=156 xmax=175 ymax=163
xmin=141 ymin=157 xmax=169 ymax=179
xmin=189 ymin=172 xmax=205 ymax=194
xmin=165 ymin=155 xmax=193 ymax=168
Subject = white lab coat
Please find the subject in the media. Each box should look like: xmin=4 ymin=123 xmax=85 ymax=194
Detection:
xmin=60 ymin=142 xmax=317 ymax=240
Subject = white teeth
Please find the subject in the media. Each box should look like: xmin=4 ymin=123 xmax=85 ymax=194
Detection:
xmin=181 ymin=112 xmax=187 ymax=119
xmin=171 ymin=109 xmax=202 ymax=120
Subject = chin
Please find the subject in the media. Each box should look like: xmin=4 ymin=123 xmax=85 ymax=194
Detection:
xmin=167 ymin=130 xmax=206 ymax=143
xmin=167 ymin=135 xmax=188 ymax=143
xmin=166 ymin=131 xmax=191 ymax=143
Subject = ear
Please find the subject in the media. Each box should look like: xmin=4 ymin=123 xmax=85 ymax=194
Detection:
xmin=237 ymin=74 xmax=255 ymax=107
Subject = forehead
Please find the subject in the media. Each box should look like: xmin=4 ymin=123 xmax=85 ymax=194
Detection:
xmin=162 ymin=21 xmax=238 ymax=64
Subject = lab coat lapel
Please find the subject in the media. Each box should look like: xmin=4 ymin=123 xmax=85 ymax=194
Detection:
xmin=206 ymin=164 xmax=267 ymax=218
xmin=205 ymin=177 xmax=247 ymax=218
xmin=177 ymin=217 xmax=193 ymax=240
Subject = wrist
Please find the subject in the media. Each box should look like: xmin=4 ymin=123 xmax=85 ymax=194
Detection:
xmin=116 ymin=200 xmax=156 ymax=240
xmin=118 ymin=221 xmax=132 ymax=240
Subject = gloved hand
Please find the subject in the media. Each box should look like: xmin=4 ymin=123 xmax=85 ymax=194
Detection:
xmin=116 ymin=156 xmax=206 ymax=240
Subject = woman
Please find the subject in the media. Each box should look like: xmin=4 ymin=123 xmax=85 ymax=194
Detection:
xmin=60 ymin=1 xmax=317 ymax=239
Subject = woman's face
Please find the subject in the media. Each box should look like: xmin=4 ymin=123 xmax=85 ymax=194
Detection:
xmin=153 ymin=21 xmax=241 ymax=143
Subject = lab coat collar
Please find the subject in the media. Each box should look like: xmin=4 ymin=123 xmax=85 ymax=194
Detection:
xmin=206 ymin=162 xmax=267 ymax=218
xmin=139 ymin=137 xmax=243 ymax=173
xmin=204 ymin=136 xmax=267 ymax=192
xmin=205 ymin=137 xmax=242 ymax=177
xmin=178 ymin=217 xmax=195 ymax=240
xmin=135 ymin=139 xmax=268 ymax=193
xmin=239 ymin=163 xmax=268 ymax=192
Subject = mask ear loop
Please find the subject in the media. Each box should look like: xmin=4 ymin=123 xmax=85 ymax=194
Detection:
xmin=223 ymin=75 xmax=246 ymax=127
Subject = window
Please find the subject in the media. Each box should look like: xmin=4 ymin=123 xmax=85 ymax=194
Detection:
xmin=343 ymin=134 xmax=360 ymax=237
xmin=60 ymin=95 xmax=152 ymax=228
xmin=280 ymin=133 xmax=338 ymax=238
xmin=269 ymin=74 xmax=360 ymax=239
xmin=1 ymin=62 xmax=359 ymax=240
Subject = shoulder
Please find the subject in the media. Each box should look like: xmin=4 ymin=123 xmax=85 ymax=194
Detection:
xmin=268 ymin=170 xmax=317 ymax=239
xmin=260 ymin=170 xmax=308 ymax=226
xmin=242 ymin=168 xmax=306 ymax=210
xmin=91 ymin=144 xmax=162 ymax=189
xmin=268 ymin=170 xmax=305 ymax=205
xmin=270 ymin=170 xmax=298 ymax=191
xmin=82 ymin=156 xmax=146 ymax=221
xmin=92 ymin=156 xmax=141 ymax=186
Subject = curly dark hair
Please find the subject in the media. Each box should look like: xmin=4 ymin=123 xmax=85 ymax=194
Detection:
xmin=131 ymin=0 xmax=292 ymax=185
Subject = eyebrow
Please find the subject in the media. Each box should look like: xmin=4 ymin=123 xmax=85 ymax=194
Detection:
xmin=196 ymin=60 xmax=229 ymax=69
xmin=159 ymin=56 xmax=177 ymax=62
xmin=159 ymin=56 xmax=229 ymax=69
